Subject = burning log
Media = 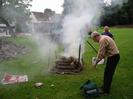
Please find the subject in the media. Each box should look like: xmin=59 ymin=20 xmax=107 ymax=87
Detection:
xmin=50 ymin=56 xmax=83 ymax=74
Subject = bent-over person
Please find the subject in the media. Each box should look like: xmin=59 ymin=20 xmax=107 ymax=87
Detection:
xmin=91 ymin=31 xmax=120 ymax=95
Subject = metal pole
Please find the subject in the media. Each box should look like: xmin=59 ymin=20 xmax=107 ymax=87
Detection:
xmin=78 ymin=43 xmax=81 ymax=63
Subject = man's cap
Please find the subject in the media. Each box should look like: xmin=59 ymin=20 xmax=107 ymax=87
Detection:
xmin=91 ymin=31 xmax=100 ymax=38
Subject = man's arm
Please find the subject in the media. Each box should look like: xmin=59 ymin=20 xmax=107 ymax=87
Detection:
xmin=94 ymin=39 xmax=107 ymax=67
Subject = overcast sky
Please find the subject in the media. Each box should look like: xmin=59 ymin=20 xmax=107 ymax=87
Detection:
xmin=30 ymin=0 xmax=64 ymax=14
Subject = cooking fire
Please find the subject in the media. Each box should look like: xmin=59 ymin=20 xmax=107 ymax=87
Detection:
xmin=51 ymin=56 xmax=83 ymax=74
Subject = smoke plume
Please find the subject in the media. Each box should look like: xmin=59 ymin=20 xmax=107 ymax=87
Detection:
xmin=61 ymin=0 xmax=128 ymax=58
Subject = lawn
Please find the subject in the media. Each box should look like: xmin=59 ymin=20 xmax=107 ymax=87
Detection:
xmin=0 ymin=28 xmax=133 ymax=99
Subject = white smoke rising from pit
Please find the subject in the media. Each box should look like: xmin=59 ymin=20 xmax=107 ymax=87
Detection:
xmin=61 ymin=0 xmax=128 ymax=58
xmin=62 ymin=0 xmax=103 ymax=58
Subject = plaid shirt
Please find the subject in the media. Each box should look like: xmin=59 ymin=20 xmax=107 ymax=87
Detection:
xmin=97 ymin=35 xmax=119 ymax=60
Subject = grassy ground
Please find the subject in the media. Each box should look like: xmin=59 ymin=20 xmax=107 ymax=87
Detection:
xmin=0 ymin=28 xmax=133 ymax=99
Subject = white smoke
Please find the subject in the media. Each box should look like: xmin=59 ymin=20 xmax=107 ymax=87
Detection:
xmin=61 ymin=0 xmax=128 ymax=58
xmin=104 ymin=0 xmax=128 ymax=8
xmin=62 ymin=0 xmax=103 ymax=58
xmin=104 ymin=0 xmax=112 ymax=6
xmin=33 ymin=33 xmax=58 ymax=59
xmin=31 ymin=24 xmax=58 ymax=63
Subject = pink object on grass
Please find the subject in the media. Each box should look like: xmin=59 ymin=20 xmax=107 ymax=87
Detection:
xmin=1 ymin=73 xmax=28 ymax=84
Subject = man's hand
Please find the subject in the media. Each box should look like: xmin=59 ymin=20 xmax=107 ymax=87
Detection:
xmin=92 ymin=57 xmax=101 ymax=69
xmin=92 ymin=58 xmax=98 ymax=69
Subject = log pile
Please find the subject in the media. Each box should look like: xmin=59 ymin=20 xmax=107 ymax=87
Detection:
xmin=51 ymin=56 xmax=83 ymax=74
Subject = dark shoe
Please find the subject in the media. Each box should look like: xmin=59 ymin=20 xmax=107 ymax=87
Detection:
xmin=98 ymin=88 xmax=110 ymax=95
xmin=98 ymin=88 xmax=104 ymax=93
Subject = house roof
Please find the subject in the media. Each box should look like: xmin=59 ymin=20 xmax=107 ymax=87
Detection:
xmin=32 ymin=12 xmax=49 ymax=21
xmin=31 ymin=11 xmax=63 ymax=23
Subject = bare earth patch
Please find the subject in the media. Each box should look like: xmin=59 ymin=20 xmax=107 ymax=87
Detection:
xmin=0 ymin=40 xmax=30 ymax=61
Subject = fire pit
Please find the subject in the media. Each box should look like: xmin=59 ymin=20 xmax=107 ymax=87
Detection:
xmin=50 ymin=56 xmax=83 ymax=74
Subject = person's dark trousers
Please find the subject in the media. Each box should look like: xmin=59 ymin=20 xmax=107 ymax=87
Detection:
xmin=103 ymin=54 xmax=120 ymax=94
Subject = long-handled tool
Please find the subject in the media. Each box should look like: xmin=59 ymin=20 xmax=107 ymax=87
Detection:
xmin=86 ymin=40 xmax=98 ymax=54
xmin=78 ymin=43 xmax=81 ymax=63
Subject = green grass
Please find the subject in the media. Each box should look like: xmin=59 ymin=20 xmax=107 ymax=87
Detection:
xmin=0 ymin=28 xmax=133 ymax=99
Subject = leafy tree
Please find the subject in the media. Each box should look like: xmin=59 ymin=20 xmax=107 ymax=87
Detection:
xmin=101 ymin=0 xmax=133 ymax=26
xmin=122 ymin=0 xmax=133 ymax=24
xmin=0 ymin=0 xmax=32 ymax=34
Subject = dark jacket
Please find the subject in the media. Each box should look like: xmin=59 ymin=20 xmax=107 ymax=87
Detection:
xmin=102 ymin=32 xmax=114 ymax=39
